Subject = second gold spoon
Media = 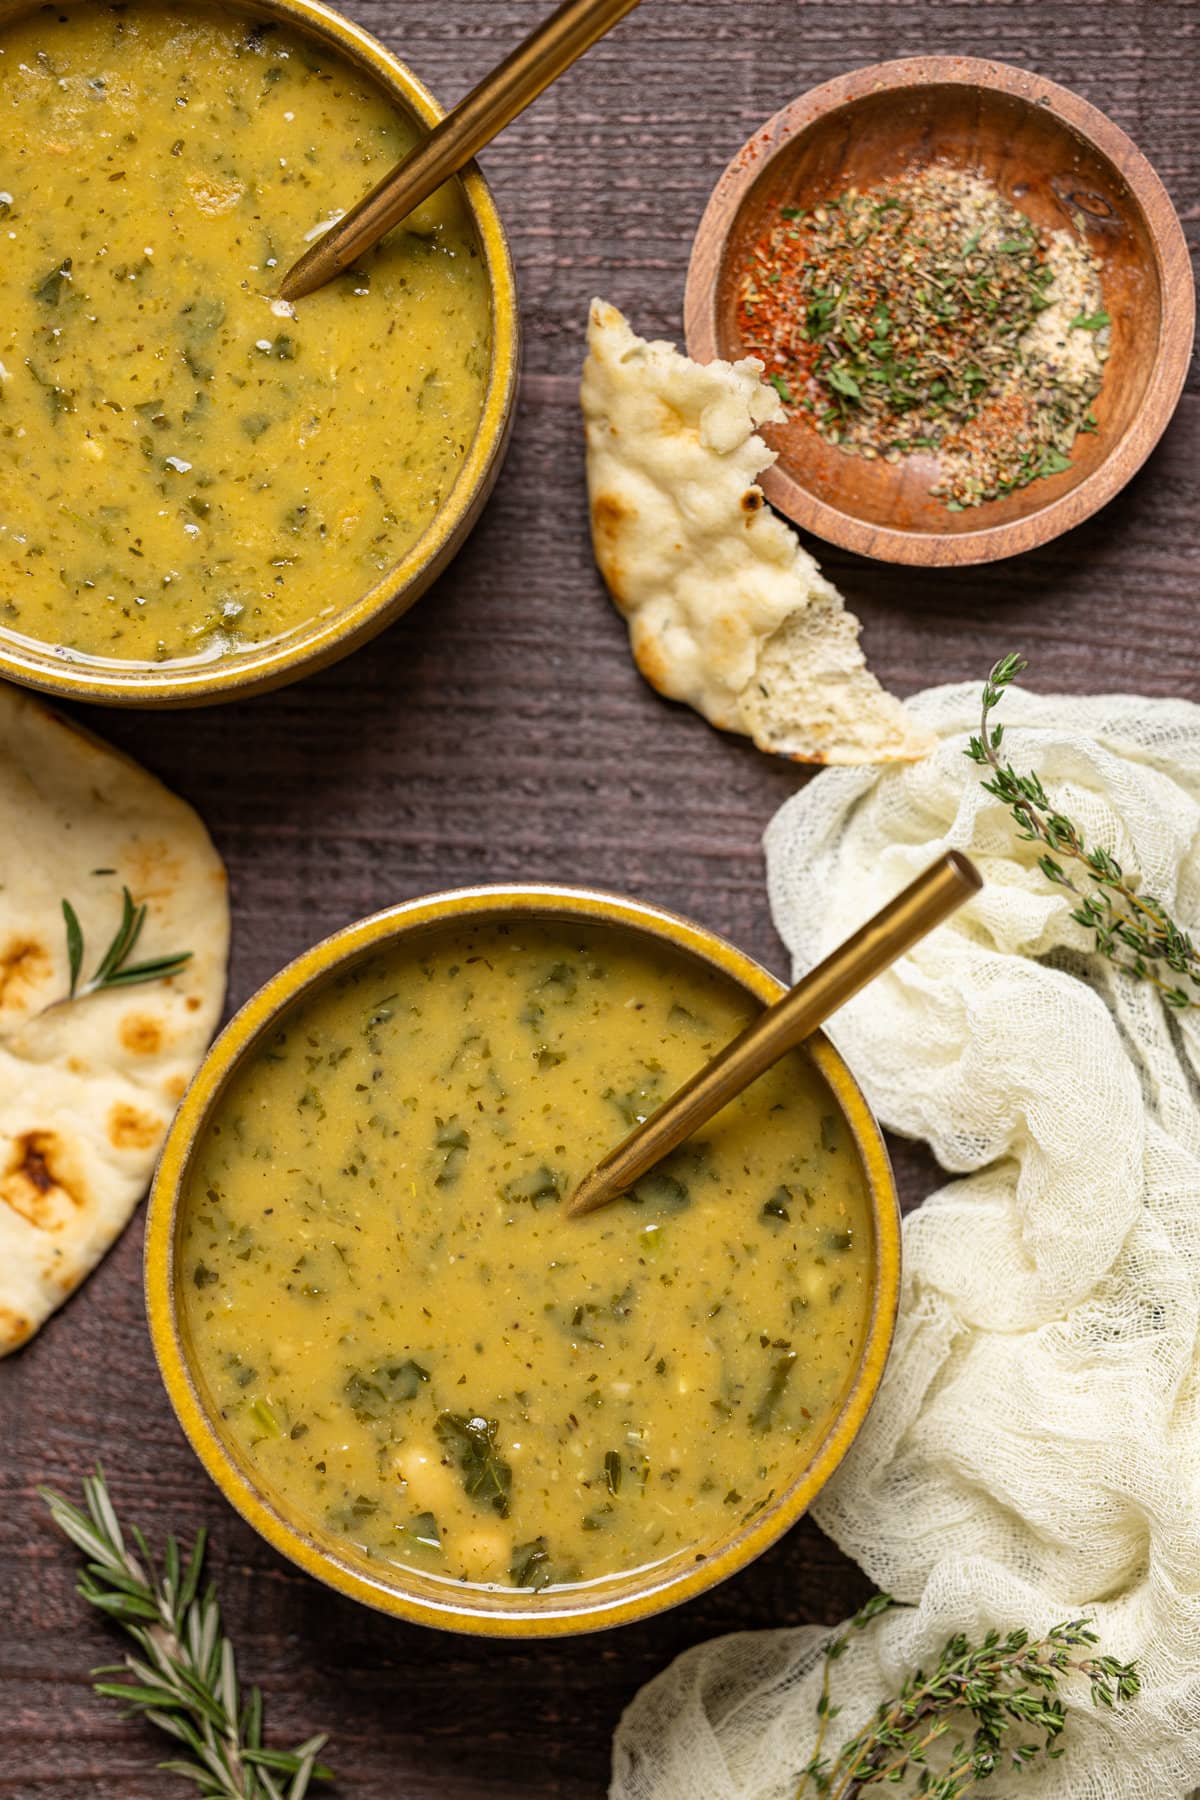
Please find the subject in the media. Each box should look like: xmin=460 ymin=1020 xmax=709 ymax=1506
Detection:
xmin=278 ymin=0 xmax=642 ymax=302
xmin=567 ymin=851 xmax=982 ymax=1219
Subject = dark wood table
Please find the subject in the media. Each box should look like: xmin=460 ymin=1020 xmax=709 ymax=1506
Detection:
xmin=3 ymin=2 xmax=1196 ymax=1794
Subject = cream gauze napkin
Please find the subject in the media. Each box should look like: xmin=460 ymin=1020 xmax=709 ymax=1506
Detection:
xmin=611 ymin=682 xmax=1200 ymax=1799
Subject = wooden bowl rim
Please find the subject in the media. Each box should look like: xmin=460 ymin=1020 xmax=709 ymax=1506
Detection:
xmin=684 ymin=55 xmax=1195 ymax=567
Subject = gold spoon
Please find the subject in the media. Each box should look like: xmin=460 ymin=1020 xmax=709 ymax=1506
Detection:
xmin=567 ymin=851 xmax=982 ymax=1219
xmin=277 ymin=0 xmax=642 ymax=302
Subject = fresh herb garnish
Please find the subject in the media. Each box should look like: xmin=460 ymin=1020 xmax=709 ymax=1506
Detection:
xmin=968 ymin=655 xmax=1200 ymax=1007
xmin=761 ymin=1187 xmax=792 ymax=1224
xmin=61 ymin=886 xmax=192 ymax=999
xmin=343 ymin=1358 xmax=429 ymax=1421
xmin=434 ymin=1411 xmax=512 ymax=1518
xmin=629 ymin=1168 xmax=690 ymax=1214
xmin=40 ymin=1468 xmax=332 ymax=1800
xmin=604 ymin=1064 xmax=664 ymax=1127
xmin=508 ymin=1536 xmax=578 ymax=1592
xmin=509 ymin=1537 xmax=553 ymax=1590
xmin=26 ymin=358 xmax=73 ymax=420
xmin=406 ymin=1511 xmax=441 ymax=1550
xmin=248 ymin=1398 xmax=282 ymax=1438
xmin=501 ymin=1164 xmax=564 ymax=1208
xmin=32 ymin=257 xmax=74 ymax=305
xmin=433 ymin=1116 xmax=470 ymax=1186
xmin=750 ymin=1349 xmax=797 ymax=1431
xmin=797 ymin=1593 xmax=1139 ymax=1798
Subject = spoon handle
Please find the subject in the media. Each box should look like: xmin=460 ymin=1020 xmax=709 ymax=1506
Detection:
xmin=567 ymin=851 xmax=982 ymax=1218
xmin=278 ymin=0 xmax=642 ymax=300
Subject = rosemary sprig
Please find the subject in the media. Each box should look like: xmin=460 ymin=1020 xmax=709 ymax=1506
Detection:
xmin=966 ymin=654 xmax=1200 ymax=1008
xmin=40 ymin=1469 xmax=332 ymax=1800
xmin=798 ymin=1596 xmax=1139 ymax=1799
xmin=62 ymin=885 xmax=193 ymax=998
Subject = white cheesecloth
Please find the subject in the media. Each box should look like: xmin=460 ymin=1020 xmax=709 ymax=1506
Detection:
xmin=611 ymin=682 xmax=1200 ymax=1800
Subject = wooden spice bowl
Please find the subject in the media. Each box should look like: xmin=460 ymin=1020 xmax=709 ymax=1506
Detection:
xmin=684 ymin=57 xmax=1194 ymax=566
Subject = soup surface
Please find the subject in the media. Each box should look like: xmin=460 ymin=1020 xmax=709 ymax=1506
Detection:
xmin=180 ymin=921 xmax=874 ymax=1592
xmin=0 ymin=2 xmax=491 ymax=665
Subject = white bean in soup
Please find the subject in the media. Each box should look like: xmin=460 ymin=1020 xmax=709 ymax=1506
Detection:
xmin=179 ymin=923 xmax=872 ymax=1592
xmin=0 ymin=2 xmax=491 ymax=667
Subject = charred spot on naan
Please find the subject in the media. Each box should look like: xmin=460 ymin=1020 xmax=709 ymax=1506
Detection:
xmin=0 ymin=934 xmax=54 ymax=1012
xmin=123 ymin=838 xmax=184 ymax=905
xmin=108 ymin=1101 xmax=165 ymax=1152
xmin=651 ymin=395 xmax=690 ymax=439
xmin=34 ymin=1241 xmax=79 ymax=1296
xmin=120 ymin=1012 xmax=165 ymax=1056
xmin=1 ymin=1130 xmax=87 ymax=1231
xmin=590 ymin=491 xmax=632 ymax=609
xmin=0 ymin=1304 xmax=34 ymax=1351
xmin=630 ymin=627 xmax=674 ymax=698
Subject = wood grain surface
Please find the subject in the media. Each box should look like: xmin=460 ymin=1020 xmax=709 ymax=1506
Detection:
xmin=2 ymin=2 xmax=1196 ymax=1796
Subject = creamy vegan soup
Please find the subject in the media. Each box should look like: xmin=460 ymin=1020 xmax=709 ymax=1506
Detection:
xmin=0 ymin=2 xmax=491 ymax=665
xmin=180 ymin=921 xmax=873 ymax=1592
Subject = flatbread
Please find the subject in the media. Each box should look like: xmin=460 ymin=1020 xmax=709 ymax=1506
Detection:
xmin=0 ymin=685 xmax=228 ymax=1354
xmin=580 ymin=299 xmax=935 ymax=765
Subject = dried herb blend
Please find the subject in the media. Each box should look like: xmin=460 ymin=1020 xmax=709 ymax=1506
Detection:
xmin=737 ymin=166 xmax=1109 ymax=510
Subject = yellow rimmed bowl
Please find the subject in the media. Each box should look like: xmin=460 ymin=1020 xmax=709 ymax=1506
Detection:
xmin=145 ymin=885 xmax=901 ymax=1636
xmin=0 ymin=0 xmax=519 ymax=708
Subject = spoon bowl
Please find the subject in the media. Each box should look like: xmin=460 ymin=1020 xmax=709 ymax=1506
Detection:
xmin=569 ymin=852 xmax=981 ymax=1216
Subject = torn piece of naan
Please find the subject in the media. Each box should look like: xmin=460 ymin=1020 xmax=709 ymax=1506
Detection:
xmin=581 ymin=299 xmax=934 ymax=765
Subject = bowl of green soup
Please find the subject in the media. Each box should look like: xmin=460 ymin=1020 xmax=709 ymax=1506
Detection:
xmin=145 ymin=886 xmax=901 ymax=1635
xmin=0 ymin=0 xmax=517 ymax=704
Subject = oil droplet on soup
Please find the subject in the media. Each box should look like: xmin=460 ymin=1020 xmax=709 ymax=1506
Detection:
xmin=0 ymin=3 xmax=491 ymax=665
xmin=180 ymin=924 xmax=873 ymax=1591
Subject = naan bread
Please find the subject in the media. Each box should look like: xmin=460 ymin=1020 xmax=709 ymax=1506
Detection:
xmin=581 ymin=299 xmax=935 ymax=765
xmin=0 ymin=686 xmax=228 ymax=1354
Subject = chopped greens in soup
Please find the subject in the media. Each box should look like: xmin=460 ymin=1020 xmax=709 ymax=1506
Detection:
xmin=180 ymin=921 xmax=873 ymax=1591
xmin=0 ymin=2 xmax=491 ymax=665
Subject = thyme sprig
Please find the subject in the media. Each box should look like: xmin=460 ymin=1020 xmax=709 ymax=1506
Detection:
xmin=62 ymin=885 xmax=193 ymax=998
xmin=40 ymin=1469 xmax=332 ymax=1800
xmin=798 ymin=1595 xmax=1139 ymax=1799
xmin=967 ymin=654 xmax=1200 ymax=1008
